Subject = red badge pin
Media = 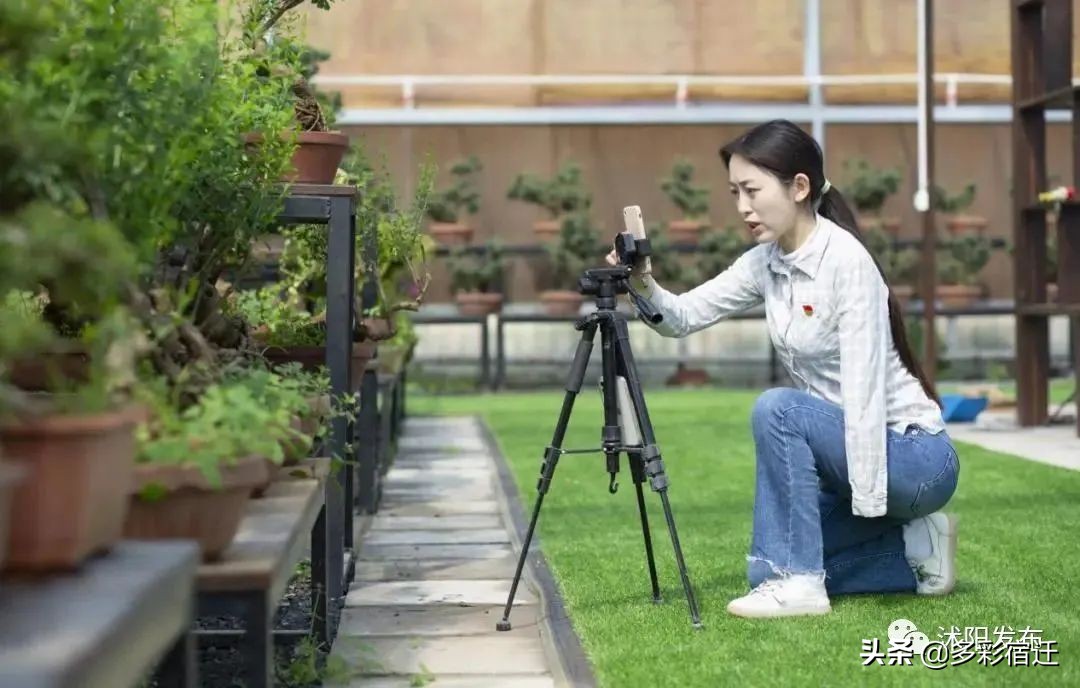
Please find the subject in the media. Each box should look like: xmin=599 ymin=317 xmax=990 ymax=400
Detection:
xmin=802 ymin=304 xmax=814 ymax=317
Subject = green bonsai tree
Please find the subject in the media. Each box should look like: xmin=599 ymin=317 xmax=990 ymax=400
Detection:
xmin=660 ymin=159 xmax=710 ymax=221
xmin=932 ymin=183 xmax=977 ymax=214
xmin=697 ymin=226 xmax=747 ymax=279
xmin=937 ymin=235 xmax=991 ymax=286
xmin=426 ymin=156 xmax=482 ymax=224
xmin=448 ymin=240 xmax=505 ymax=294
xmin=865 ymin=229 xmax=919 ymax=287
xmin=547 ymin=213 xmax=601 ymax=288
xmin=841 ymin=158 xmax=901 ymax=215
xmin=507 ymin=162 xmax=592 ymax=218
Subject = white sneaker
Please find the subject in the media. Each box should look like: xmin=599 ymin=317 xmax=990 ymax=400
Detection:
xmin=726 ymin=574 xmax=832 ymax=618
xmin=903 ymin=512 xmax=958 ymax=595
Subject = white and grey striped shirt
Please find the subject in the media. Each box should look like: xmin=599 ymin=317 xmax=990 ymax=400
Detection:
xmin=635 ymin=214 xmax=945 ymax=518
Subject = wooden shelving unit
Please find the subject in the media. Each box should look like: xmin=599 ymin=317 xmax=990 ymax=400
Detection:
xmin=1011 ymin=0 xmax=1080 ymax=433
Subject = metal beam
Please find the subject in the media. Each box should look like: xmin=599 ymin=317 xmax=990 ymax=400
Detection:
xmin=805 ymin=0 xmax=825 ymax=146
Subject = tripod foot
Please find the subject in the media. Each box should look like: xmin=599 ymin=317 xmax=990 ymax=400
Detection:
xmin=496 ymin=619 xmax=513 ymax=632
xmin=692 ymin=622 xmax=704 ymax=631
xmin=652 ymin=595 xmax=663 ymax=605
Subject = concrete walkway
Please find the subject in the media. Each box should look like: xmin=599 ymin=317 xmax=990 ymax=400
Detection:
xmin=947 ymin=402 xmax=1080 ymax=471
xmin=332 ymin=416 xmax=560 ymax=687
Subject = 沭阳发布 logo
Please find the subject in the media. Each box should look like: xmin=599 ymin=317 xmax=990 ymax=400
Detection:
xmin=860 ymin=619 xmax=1060 ymax=669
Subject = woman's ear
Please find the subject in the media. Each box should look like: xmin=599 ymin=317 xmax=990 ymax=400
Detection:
xmin=791 ymin=173 xmax=811 ymax=204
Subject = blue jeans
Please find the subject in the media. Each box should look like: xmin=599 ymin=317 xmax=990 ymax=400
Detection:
xmin=747 ymin=388 xmax=960 ymax=595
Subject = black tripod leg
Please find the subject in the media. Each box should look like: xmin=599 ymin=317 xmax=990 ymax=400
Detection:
xmin=497 ymin=320 xmax=598 ymax=632
xmin=612 ymin=318 xmax=703 ymax=629
xmin=629 ymin=451 xmax=662 ymax=603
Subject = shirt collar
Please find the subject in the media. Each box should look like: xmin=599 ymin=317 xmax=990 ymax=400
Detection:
xmin=767 ymin=215 xmax=833 ymax=279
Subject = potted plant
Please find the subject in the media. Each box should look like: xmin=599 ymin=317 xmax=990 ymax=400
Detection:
xmin=0 ymin=202 xmax=144 ymax=572
xmin=660 ymin=159 xmax=711 ymax=245
xmin=933 ymin=183 xmax=985 ymax=236
xmin=448 ymin=240 xmax=506 ymax=315
xmin=376 ymin=312 xmax=419 ymax=376
xmin=122 ymin=370 xmax=306 ymax=561
xmin=426 ymin=156 xmax=482 ymax=245
xmin=842 ymin=158 xmax=902 ymax=236
xmin=937 ymin=235 xmax=991 ymax=307
xmin=507 ymin=162 xmax=593 ymax=241
xmin=697 ymin=225 xmax=748 ymax=280
xmin=540 ymin=213 xmax=600 ymax=316
xmin=243 ymin=0 xmax=350 ymax=184
xmin=865 ymin=228 xmax=920 ymax=307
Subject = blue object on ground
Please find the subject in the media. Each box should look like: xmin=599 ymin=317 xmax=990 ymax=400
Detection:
xmin=940 ymin=394 xmax=989 ymax=423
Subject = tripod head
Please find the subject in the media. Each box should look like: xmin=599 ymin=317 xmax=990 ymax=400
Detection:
xmin=577 ymin=265 xmax=662 ymax=324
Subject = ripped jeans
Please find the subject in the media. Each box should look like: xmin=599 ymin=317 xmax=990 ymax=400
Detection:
xmin=747 ymin=388 xmax=960 ymax=595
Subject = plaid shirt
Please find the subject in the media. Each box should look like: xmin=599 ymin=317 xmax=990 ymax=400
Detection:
xmin=636 ymin=215 xmax=945 ymax=517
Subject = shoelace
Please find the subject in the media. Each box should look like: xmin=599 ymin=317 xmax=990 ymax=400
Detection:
xmin=749 ymin=578 xmax=785 ymax=597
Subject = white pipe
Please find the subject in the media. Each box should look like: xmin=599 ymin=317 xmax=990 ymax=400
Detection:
xmin=914 ymin=0 xmax=930 ymax=212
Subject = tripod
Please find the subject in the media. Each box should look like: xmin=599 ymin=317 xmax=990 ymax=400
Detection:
xmin=496 ymin=266 xmax=703 ymax=631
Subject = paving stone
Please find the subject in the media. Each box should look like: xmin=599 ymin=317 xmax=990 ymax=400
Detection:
xmin=385 ymin=466 xmax=491 ymax=481
xmin=334 ymin=636 xmax=549 ymax=676
xmin=369 ymin=515 xmax=503 ymax=531
xmin=382 ymin=484 xmax=493 ymax=503
xmin=354 ymin=556 xmax=519 ymax=581
xmin=338 ymin=604 xmax=538 ymax=637
xmin=345 ymin=579 xmax=533 ymax=606
xmin=393 ymin=457 xmax=491 ymax=471
xmin=378 ymin=500 xmax=499 ymax=517
xmin=357 ymin=544 xmax=514 ymax=561
xmin=363 ymin=529 xmax=509 ymax=546
xmin=338 ymin=674 xmax=554 ymax=688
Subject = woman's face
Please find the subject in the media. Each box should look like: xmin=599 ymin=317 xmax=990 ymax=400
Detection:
xmin=727 ymin=154 xmax=810 ymax=245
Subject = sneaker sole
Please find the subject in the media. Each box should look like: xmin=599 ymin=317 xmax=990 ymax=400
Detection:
xmin=726 ymin=602 xmax=832 ymax=619
xmin=920 ymin=513 xmax=958 ymax=596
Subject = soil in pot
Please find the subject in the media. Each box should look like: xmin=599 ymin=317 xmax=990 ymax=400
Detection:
xmin=455 ymin=291 xmax=503 ymax=316
xmin=540 ymin=290 xmax=585 ymax=317
xmin=123 ymin=456 xmax=269 ymax=562
xmin=428 ymin=222 xmax=473 ymax=245
xmin=0 ymin=405 xmax=142 ymax=572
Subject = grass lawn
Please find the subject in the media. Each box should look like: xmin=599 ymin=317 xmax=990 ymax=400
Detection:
xmin=410 ymin=388 xmax=1078 ymax=687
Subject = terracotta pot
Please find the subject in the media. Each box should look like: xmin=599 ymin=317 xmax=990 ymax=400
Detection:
xmin=262 ymin=342 xmax=376 ymax=392
xmin=8 ymin=350 xmax=90 ymax=392
xmin=945 ymin=214 xmax=988 ymax=236
xmin=0 ymin=462 xmax=25 ymax=572
xmin=665 ymin=363 xmax=710 ymax=387
xmin=245 ymin=131 xmax=349 ymax=185
xmin=123 ymin=456 xmax=269 ymax=562
xmin=857 ymin=214 xmax=883 ymax=233
xmin=892 ymin=284 xmax=915 ymax=310
xmin=540 ymin=290 xmax=585 ymax=316
xmin=936 ymin=284 xmax=985 ymax=308
xmin=667 ymin=219 xmax=706 ymax=245
xmin=533 ymin=219 xmax=562 ymax=241
xmin=455 ymin=291 xmax=504 ymax=316
xmin=881 ymin=216 xmax=902 ymax=236
xmin=428 ymin=222 xmax=473 ymax=245
xmin=0 ymin=406 xmax=142 ymax=572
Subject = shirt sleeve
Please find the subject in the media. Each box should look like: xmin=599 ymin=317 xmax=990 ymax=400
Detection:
xmin=633 ymin=250 xmax=762 ymax=337
xmin=836 ymin=251 xmax=890 ymax=517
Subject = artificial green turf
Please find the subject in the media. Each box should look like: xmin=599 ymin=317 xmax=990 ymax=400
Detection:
xmin=410 ymin=389 xmax=1078 ymax=687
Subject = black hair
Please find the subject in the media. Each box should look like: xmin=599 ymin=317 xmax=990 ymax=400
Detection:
xmin=719 ymin=119 xmax=940 ymax=406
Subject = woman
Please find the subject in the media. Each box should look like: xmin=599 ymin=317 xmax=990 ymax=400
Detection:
xmin=608 ymin=120 xmax=960 ymax=619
